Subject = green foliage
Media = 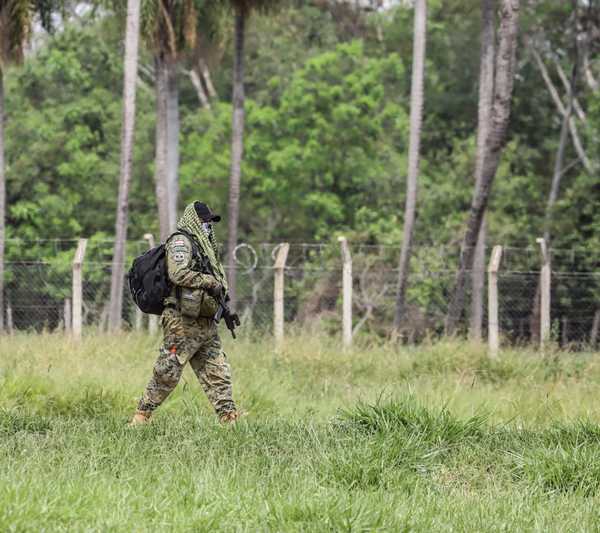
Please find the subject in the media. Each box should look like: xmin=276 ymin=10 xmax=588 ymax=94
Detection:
xmin=5 ymin=3 xmax=598 ymax=253
xmin=182 ymin=41 xmax=408 ymax=242
xmin=256 ymin=40 xmax=407 ymax=241
xmin=2 ymin=3 xmax=599 ymax=335
xmin=5 ymin=18 xmax=157 ymax=257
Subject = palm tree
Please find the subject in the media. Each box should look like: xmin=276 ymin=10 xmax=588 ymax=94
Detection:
xmin=108 ymin=0 xmax=142 ymax=331
xmin=226 ymin=0 xmax=277 ymax=310
xmin=154 ymin=51 xmax=170 ymax=241
xmin=166 ymin=57 xmax=179 ymax=232
xmin=226 ymin=1 xmax=246 ymax=311
xmin=445 ymin=0 xmax=520 ymax=335
xmin=139 ymin=0 xmax=199 ymax=241
xmin=392 ymin=0 xmax=427 ymax=337
xmin=0 ymin=0 xmax=59 ymax=332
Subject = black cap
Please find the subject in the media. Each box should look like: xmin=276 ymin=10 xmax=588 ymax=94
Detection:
xmin=194 ymin=201 xmax=221 ymax=223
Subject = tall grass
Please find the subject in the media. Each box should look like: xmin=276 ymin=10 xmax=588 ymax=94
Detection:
xmin=2 ymin=332 xmax=600 ymax=530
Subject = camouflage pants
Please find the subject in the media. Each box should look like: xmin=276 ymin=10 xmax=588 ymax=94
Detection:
xmin=138 ymin=308 xmax=236 ymax=417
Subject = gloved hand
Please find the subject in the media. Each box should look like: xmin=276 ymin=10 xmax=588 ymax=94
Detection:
xmin=203 ymin=276 xmax=224 ymax=299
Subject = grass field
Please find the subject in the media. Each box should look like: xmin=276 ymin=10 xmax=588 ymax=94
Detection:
xmin=2 ymin=331 xmax=600 ymax=531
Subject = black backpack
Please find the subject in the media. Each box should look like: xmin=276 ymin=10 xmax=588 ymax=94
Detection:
xmin=127 ymin=243 xmax=171 ymax=315
xmin=127 ymin=231 xmax=204 ymax=315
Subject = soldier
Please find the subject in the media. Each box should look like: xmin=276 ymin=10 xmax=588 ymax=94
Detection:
xmin=130 ymin=201 xmax=240 ymax=425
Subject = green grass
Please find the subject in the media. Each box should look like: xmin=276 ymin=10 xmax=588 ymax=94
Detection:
xmin=2 ymin=332 xmax=600 ymax=531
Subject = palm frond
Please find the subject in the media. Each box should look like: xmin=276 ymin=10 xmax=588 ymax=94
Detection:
xmin=0 ymin=0 xmax=34 ymax=66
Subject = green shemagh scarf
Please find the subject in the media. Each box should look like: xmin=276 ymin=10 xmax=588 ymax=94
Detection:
xmin=176 ymin=203 xmax=229 ymax=291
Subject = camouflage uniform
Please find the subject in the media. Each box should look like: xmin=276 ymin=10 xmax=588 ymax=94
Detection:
xmin=137 ymin=204 xmax=236 ymax=419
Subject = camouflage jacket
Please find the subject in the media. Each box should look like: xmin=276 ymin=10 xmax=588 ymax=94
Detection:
xmin=164 ymin=233 xmax=221 ymax=319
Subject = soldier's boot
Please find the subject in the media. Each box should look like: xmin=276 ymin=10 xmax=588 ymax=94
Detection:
xmin=129 ymin=410 xmax=152 ymax=426
xmin=219 ymin=410 xmax=242 ymax=425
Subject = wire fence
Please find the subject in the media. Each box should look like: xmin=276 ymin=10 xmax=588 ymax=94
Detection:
xmin=3 ymin=239 xmax=599 ymax=349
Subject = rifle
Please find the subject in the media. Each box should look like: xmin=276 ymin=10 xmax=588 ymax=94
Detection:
xmin=213 ymin=291 xmax=240 ymax=339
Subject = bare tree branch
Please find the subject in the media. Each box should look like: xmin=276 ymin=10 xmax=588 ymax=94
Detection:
xmin=553 ymin=58 xmax=586 ymax=122
xmin=198 ymin=57 xmax=218 ymax=99
xmin=583 ymin=52 xmax=599 ymax=91
xmin=186 ymin=67 xmax=211 ymax=109
xmin=530 ymin=46 xmax=594 ymax=174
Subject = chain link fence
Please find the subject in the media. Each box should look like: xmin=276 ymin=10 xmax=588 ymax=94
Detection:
xmin=3 ymin=239 xmax=599 ymax=349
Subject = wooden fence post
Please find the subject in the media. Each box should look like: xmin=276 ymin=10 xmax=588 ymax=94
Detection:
xmin=536 ymin=237 xmax=551 ymax=349
xmin=591 ymin=310 xmax=600 ymax=349
xmin=273 ymin=243 xmax=290 ymax=347
xmin=487 ymin=245 xmax=503 ymax=358
xmin=64 ymin=298 xmax=72 ymax=333
xmin=72 ymin=238 xmax=88 ymax=340
xmin=144 ymin=233 xmax=158 ymax=335
xmin=338 ymin=236 xmax=353 ymax=349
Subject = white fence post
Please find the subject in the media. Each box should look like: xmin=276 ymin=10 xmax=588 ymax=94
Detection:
xmin=64 ymin=298 xmax=72 ymax=333
xmin=487 ymin=245 xmax=503 ymax=358
xmin=144 ymin=233 xmax=158 ymax=335
xmin=536 ymin=237 xmax=551 ymax=349
xmin=72 ymin=238 xmax=88 ymax=340
xmin=273 ymin=243 xmax=290 ymax=347
xmin=338 ymin=236 xmax=353 ymax=349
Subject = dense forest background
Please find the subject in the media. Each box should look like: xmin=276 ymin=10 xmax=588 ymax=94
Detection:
xmin=1 ymin=0 xmax=599 ymax=339
xmin=4 ymin=1 xmax=598 ymax=254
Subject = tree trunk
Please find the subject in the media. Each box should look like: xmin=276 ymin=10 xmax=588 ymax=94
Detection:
xmin=446 ymin=0 xmax=520 ymax=335
xmin=470 ymin=219 xmax=486 ymax=340
xmin=392 ymin=0 xmax=427 ymax=335
xmin=226 ymin=7 xmax=246 ymax=311
xmin=0 ymin=69 xmax=5 ymax=332
xmin=469 ymin=0 xmax=496 ymax=341
xmin=154 ymin=55 xmax=170 ymax=243
xmin=166 ymin=60 xmax=179 ymax=232
xmin=108 ymin=0 xmax=141 ymax=331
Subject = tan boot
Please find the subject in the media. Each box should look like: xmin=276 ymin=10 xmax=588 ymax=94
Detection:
xmin=219 ymin=411 xmax=242 ymax=425
xmin=129 ymin=410 xmax=152 ymax=426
